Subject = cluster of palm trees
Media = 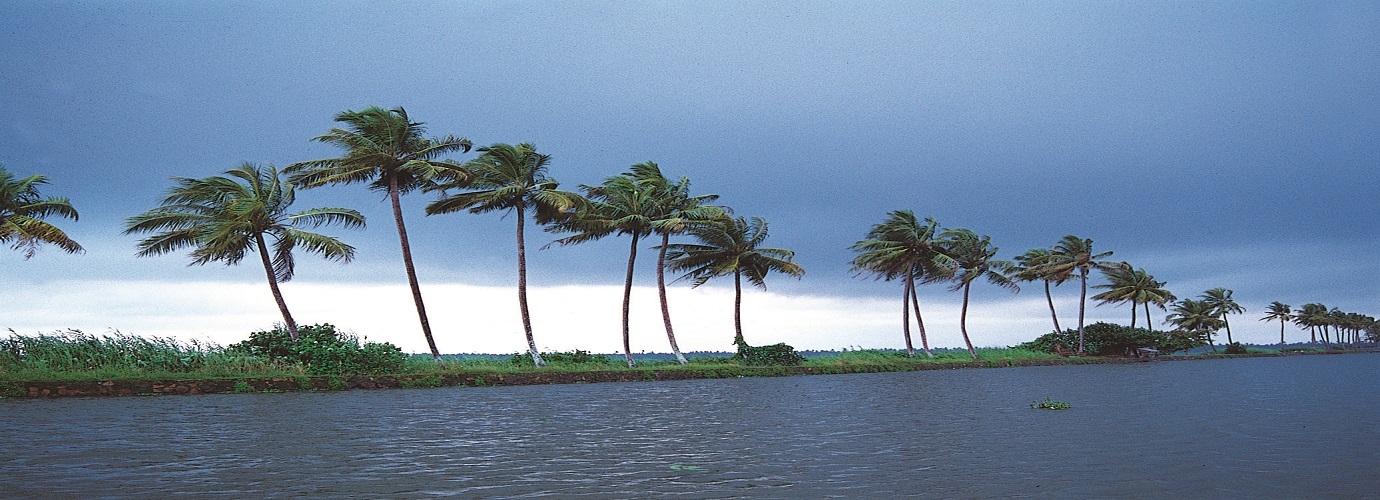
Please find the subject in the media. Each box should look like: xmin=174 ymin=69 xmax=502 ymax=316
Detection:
xmin=117 ymin=107 xmax=803 ymax=367
xmin=1264 ymin=302 xmax=1378 ymax=349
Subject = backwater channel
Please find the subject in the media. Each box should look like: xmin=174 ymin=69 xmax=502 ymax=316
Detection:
xmin=2 ymin=353 xmax=1377 ymax=498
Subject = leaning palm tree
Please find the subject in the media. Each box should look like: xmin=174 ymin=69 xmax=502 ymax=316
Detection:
xmin=1091 ymin=264 xmax=1174 ymax=330
xmin=287 ymin=106 xmax=470 ymax=361
xmin=425 ymin=143 xmax=582 ymax=367
xmin=1011 ymin=248 xmax=1064 ymax=333
xmin=1260 ymin=301 xmax=1292 ymax=351
xmin=1046 ymin=235 xmax=1119 ymax=354
xmin=664 ymin=216 xmax=805 ymax=349
xmin=1 ymin=165 xmax=83 ymax=259
xmin=849 ymin=210 xmax=950 ymax=358
xmin=1201 ymin=288 xmax=1246 ymax=345
xmin=1295 ymin=303 xmax=1328 ymax=346
xmin=631 ymin=162 xmax=725 ymax=365
xmin=124 ymin=163 xmax=363 ymax=341
xmin=936 ymin=228 xmax=1017 ymax=360
xmin=549 ymin=172 xmax=660 ymax=367
xmin=1166 ymin=298 xmax=1224 ymax=352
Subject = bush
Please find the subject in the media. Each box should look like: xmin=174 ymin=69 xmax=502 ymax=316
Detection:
xmin=227 ymin=324 xmax=405 ymax=375
xmin=1224 ymin=342 xmax=1248 ymax=354
xmin=735 ymin=342 xmax=804 ymax=366
xmin=510 ymin=349 xmax=612 ymax=367
xmin=1016 ymin=323 xmax=1169 ymax=356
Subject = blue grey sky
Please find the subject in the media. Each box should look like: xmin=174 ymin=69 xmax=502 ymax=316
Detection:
xmin=4 ymin=1 xmax=1377 ymax=351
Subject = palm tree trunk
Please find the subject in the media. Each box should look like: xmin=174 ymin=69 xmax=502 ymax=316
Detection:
xmin=255 ymin=234 xmax=299 ymax=341
xmin=621 ymin=233 xmax=640 ymax=367
xmin=1130 ymin=301 xmax=1138 ymax=329
xmin=1077 ymin=268 xmax=1088 ymax=354
xmin=960 ymin=282 xmax=977 ymax=360
xmin=1044 ymin=280 xmax=1061 ymax=333
xmin=1280 ymin=320 xmax=1286 ymax=350
xmin=733 ymin=269 xmax=745 ymax=347
xmin=901 ymin=267 xmax=915 ymax=357
xmin=1145 ymin=302 xmax=1153 ymax=332
xmin=1223 ymin=315 xmax=1234 ymax=344
xmin=656 ymin=232 xmax=688 ymax=365
xmin=515 ymin=207 xmax=545 ymax=367
xmin=910 ymin=277 xmax=933 ymax=358
xmin=390 ymin=177 xmax=441 ymax=362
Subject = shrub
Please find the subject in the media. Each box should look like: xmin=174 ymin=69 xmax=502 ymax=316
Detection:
xmin=1224 ymin=342 xmax=1248 ymax=354
xmin=735 ymin=342 xmax=804 ymax=366
xmin=227 ymin=324 xmax=405 ymax=375
xmin=1016 ymin=323 xmax=1168 ymax=356
xmin=510 ymin=349 xmax=612 ymax=367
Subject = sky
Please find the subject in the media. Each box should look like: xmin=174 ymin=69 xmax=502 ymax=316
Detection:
xmin=3 ymin=1 xmax=1377 ymax=354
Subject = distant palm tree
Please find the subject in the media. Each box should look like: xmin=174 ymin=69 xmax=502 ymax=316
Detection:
xmin=1011 ymin=248 xmax=1064 ymax=333
xmin=1091 ymin=264 xmax=1174 ymax=330
xmin=1201 ymin=288 xmax=1246 ymax=345
xmin=287 ymin=106 xmax=471 ymax=361
xmin=550 ymin=172 xmax=660 ymax=367
xmin=1260 ymin=301 xmax=1292 ymax=350
xmin=1294 ymin=303 xmax=1328 ymax=346
xmin=1 ymin=165 xmax=83 ymax=259
xmin=664 ymin=216 xmax=805 ymax=348
xmin=1165 ymin=298 xmax=1225 ymax=352
xmin=850 ymin=210 xmax=950 ymax=358
xmin=124 ymin=163 xmax=363 ymax=341
xmin=425 ymin=143 xmax=583 ymax=367
xmin=631 ymin=162 xmax=725 ymax=366
xmin=936 ymin=228 xmax=1017 ymax=360
xmin=1046 ymin=235 xmax=1119 ymax=354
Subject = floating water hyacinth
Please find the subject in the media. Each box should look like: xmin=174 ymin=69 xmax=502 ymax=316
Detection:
xmin=1031 ymin=397 xmax=1071 ymax=410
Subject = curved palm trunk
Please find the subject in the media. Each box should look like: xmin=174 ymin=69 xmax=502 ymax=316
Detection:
xmin=1044 ymin=280 xmax=1061 ymax=333
xmin=900 ymin=268 xmax=915 ymax=357
xmin=390 ymin=178 xmax=441 ymax=362
xmin=515 ymin=208 xmax=545 ymax=367
xmin=1223 ymin=315 xmax=1234 ymax=344
xmin=1077 ymin=268 xmax=1088 ymax=354
xmin=1145 ymin=302 xmax=1153 ymax=332
xmin=960 ymin=282 xmax=977 ymax=360
xmin=656 ymin=232 xmax=688 ymax=365
xmin=621 ymin=234 xmax=640 ymax=367
xmin=255 ymin=234 xmax=299 ymax=341
xmin=909 ymin=278 xmax=934 ymax=358
xmin=1206 ymin=329 xmax=1218 ymax=352
xmin=733 ymin=269 xmax=745 ymax=346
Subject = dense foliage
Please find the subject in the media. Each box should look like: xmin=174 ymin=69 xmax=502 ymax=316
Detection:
xmin=0 ymin=329 xmax=213 ymax=373
xmin=228 ymin=324 xmax=405 ymax=375
xmin=1016 ymin=322 xmax=1170 ymax=356
xmin=734 ymin=341 xmax=805 ymax=366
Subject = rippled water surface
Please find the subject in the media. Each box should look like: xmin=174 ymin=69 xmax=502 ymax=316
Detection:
xmin=3 ymin=354 xmax=1378 ymax=498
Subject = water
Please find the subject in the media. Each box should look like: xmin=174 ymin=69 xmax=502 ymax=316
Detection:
xmin=2 ymin=354 xmax=1377 ymax=498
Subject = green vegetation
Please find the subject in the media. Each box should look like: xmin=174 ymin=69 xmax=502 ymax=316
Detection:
xmin=1031 ymin=397 xmax=1071 ymax=410
xmin=1 ymin=164 xmax=84 ymax=259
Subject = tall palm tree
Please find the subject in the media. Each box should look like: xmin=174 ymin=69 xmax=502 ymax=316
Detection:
xmin=1260 ymin=301 xmax=1292 ymax=350
xmin=664 ymin=216 xmax=805 ymax=349
xmin=124 ymin=163 xmax=363 ymax=341
xmin=425 ymin=143 xmax=582 ymax=367
xmin=1165 ymin=298 xmax=1225 ymax=352
xmin=1091 ymin=264 xmax=1174 ymax=330
xmin=287 ymin=106 xmax=470 ymax=361
xmin=1011 ymin=248 xmax=1064 ymax=334
xmin=549 ymin=172 xmax=659 ymax=367
xmin=1201 ymin=288 xmax=1246 ymax=345
xmin=936 ymin=228 xmax=1017 ymax=360
xmin=849 ymin=210 xmax=949 ymax=358
xmin=631 ymin=162 xmax=725 ymax=366
xmin=1 ymin=165 xmax=83 ymax=259
xmin=1046 ymin=235 xmax=1119 ymax=354
xmin=1295 ymin=303 xmax=1328 ymax=346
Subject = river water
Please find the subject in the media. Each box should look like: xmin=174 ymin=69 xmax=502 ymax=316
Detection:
xmin=2 ymin=354 xmax=1377 ymax=498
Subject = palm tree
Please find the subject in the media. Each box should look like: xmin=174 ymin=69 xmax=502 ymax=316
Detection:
xmin=1201 ymin=288 xmax=1246 ymax=345
xmin=664 ymin=216 xmax=805 ymax=349
xmin=1091 ymin=264 xmax=1174 ymax=330
xmin=1011 ymin=248 xmax=1064 ymax=334
xmin=287 ymin=106 xmax=470 ymax=361
xmin=1046 ymin=235 xmax=1119 ymax=354
xmin=124 ymin=163 xmax=363 ymax=341
xmin=849 ymin=210 xmax=949 ymax=358
xmin=936 ymin=228 xmax=1017 ymax=360
xmin=1260 ymin=301 xmax=1292 ymax=351
xmin=1165 ymin=298 xmax=1225 ymax=353
xmin=1 ymin=165 xmax=83 ymax=259
xmin=425 ymin=143 xmax=582 ymax=367
xmin=631 ymin=162 xmax=725 ymax=366
xmin=549 ymin=172 xmax=660 ymax=367
xmin=1295 ymin=303 xmax=1328 ymax=346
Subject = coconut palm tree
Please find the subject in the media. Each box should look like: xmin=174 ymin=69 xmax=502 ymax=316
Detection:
xmin=1165 ymin=298 xmax=1225 ymax=352
xmin=424 ymin=143 xmax=582 ymax=367
xmin=1091 ymin=264 xmax=1174 ymax=330
xmin=630 ymin=162 xmax=725 ymax=366
xmin=849 ymin=210 xmax=949 ymax=358
xmin=1011 ymin=248 xmax=1064 ymax=334
xmin=936 ymin=228 xmax=1017 ymax=360
xmin=549 ymin=172 xmax=660 ymax=367
xmin=1260 ymin=301 xmax=1292 ymax=350
xmin=1201 ymin=288 xmax=1246 ymax=345
xmin=124 ymin=163 xmax=363 ymax=341
xmin=664 ymin=216 xmax=805 ymax=349
xmin=1 ymin=165 xmax=83 ymax=259
xmin=287 ymin=106 xmax=470 ymax=361
xmin=1295 ymin=303 xmax=1328 ymax=346
xmin=1046 ymin=235 xmax=1119 ymax=354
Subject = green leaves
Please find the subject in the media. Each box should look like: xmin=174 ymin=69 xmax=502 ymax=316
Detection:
xmin=0 ymin=164 xmax=83 ymax=259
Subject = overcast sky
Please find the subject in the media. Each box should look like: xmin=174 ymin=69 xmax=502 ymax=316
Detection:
xmin=4 ymin=1 xmax=1377 ymax=354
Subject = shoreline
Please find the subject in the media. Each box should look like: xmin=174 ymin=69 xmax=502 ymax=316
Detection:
xmin=5 ymin=349 xmax=1368 ymax=399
